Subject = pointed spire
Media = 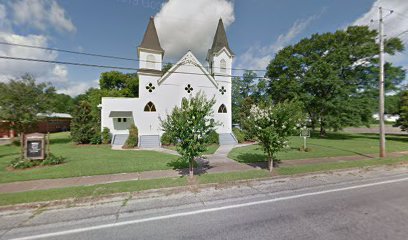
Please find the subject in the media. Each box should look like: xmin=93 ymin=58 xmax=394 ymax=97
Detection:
xmin=209 ymin=18 xmax=234 ymax=56
xmin=139 ymin=17 xmax=164 ymax=53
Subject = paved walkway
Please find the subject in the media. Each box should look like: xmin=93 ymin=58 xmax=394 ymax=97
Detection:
xmin=1 ymin=144 xmax=408 ymax=194
xmin=197 ymin=144 xmax=254 ymax=173
xmin=0 ymin=139 xmax=11 ymax=146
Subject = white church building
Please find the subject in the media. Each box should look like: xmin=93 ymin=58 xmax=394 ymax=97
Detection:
xmin=100 ymin=17 xmax=238 ymax=148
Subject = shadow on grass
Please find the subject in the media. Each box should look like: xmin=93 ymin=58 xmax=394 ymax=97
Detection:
xmin=50 ymin=137 xmax=72 ymax=145
xmin=234 ymin=153 xmax=267 ymax=163
xmin=0 ymin=152 xmax=19 ymax=159
xmin=167 ymin=157 xmax=212 ymax=176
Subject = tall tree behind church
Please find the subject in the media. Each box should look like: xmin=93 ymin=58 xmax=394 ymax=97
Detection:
xmin=266 ymin=26 xmax=405 ymax=136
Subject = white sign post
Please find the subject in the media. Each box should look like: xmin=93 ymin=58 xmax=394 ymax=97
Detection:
xmin=300 ymin=128 xmax=310 ymax=150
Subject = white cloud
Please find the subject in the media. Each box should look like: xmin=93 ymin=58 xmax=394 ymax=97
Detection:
xmin=10 ymin=0 xmax=76 ymax=33
xmin=353 ymin=0 xmax=408 ymax=85
xmin=0 ymin=32 xmax=69 ymax=83
xmin=57 ymin=80 xmax=99 ymax=97
xmin=353 ymin=0 xmax=408 ymax=42
xmin=0 ymin=1 xmax=75 ymax=85
xmin=236 ymin=14 xmax=320 ymax=71
xmin=154 ymin=0 xmax=235 ymax=61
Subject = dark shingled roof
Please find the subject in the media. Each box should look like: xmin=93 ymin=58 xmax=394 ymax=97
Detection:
xmin=139 ymin=17 xmax=164 ymax=53
xmin=209 ymin=18 xmax=234 ymax=56
xmin=109 ymin=111 xmax=133 ymax=118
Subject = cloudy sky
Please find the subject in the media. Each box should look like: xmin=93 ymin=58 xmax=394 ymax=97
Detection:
xmin=0 ymin=0 xmax=407 ymax=96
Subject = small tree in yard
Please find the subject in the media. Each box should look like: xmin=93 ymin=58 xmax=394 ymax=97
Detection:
xmin=161 ymin=92 xmax=217 ymax=177
xmin=396 ymin=91 xmax=408 ymax=132
xmin=124 ymin=124 xmax=138 ymax=148
xmin=101 ymin=127 xmax=111 ymax=144
xmin=71 ymin=101 xmax=98 ymax=144
xmin=246 ymin=101 xmax=303 ymax=172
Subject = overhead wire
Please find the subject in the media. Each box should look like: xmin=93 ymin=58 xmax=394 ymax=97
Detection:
xmin=0 ymin=41 xmax=267 ymax=73
xmin=0 ymin=55 xmax=269 ymax=79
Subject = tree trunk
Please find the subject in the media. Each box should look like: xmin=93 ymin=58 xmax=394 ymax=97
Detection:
xmin=20 ymin=133 xmax=24 ymax=160
xmin=189 ymin=159 xmax=194 ymax=177
xmin=268 ymin=157 xmax=273 ymax=172
xmin=319 ymin=119 xmax=326 ymax=137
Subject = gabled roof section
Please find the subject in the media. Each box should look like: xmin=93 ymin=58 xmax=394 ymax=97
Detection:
xmin=139 ymin=17 xmax=164 ymax=53
xmin=158 ymin=51 xmax=219 ymax=88
xmin=208 ymin=18 xmax=234 ymax=57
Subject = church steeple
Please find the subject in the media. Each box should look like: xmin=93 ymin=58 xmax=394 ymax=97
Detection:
xmin=139 ymin=16 xmax=164 ymax=53
xmin=207 ymin=18 xmax=234 ymax=76
xmin=208 ymin=18 xmax=234 ymax=57
xmin=138 ymin=17 xmax=163 ymax=73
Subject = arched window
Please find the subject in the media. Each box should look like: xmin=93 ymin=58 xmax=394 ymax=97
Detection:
xmin=144 ymin=102 xmax=156 ymax=112
xmin=146 ymin=54 xmax=156 ymax=69
xmin=220 ymin=59 xmax=227 ymax=73
xmin=218 ymin=104 xmax=227 ymax=113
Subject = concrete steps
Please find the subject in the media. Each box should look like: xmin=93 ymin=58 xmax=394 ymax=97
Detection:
xmin=219 ymin=133 xmax=238 ymax=145
xmin=139 ymin=135 xmax=160 ymax=148
xmin=112 ymin=134 xmax=129 ymax=147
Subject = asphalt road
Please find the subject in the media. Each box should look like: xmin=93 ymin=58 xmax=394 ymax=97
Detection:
xmin=1 ymin=166 xmax=408 ymax=240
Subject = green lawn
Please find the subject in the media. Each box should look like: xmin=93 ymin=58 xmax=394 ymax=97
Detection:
xmin=164 ymin=144 xmax=219 ymax=155
xmin=0 ymin=132 xmax=178 ymax=183
xmin=229 ymin=131 xmax=408 ymax=163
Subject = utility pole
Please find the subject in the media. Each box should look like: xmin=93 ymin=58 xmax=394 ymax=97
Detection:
xmin=379 ymin=7 xmax=386 ymax=158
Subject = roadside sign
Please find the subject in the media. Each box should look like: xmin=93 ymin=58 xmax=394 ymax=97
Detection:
xmin=300 ymin=128 xmax=310 ymax=149
xmin=25 ymin=133 xmax=46 ymax=160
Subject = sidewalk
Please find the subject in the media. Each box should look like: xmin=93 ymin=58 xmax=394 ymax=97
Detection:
xmin=1 ymin=147 xmax=407 ymax=194
xmin=0 ymin=170 xmax=181 ymax=194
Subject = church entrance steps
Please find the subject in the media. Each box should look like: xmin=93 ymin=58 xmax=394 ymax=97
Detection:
xmin=139 ymin=135 xmax=160 ymax=148
xmin=219 ymin=133 xmax=238 ymax=145
xmin=112 ymin=134 xmax=129 ymax=147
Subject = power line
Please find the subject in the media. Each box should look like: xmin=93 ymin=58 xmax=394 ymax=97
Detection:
xmin=0 ymin=41 xmax=267 ymax=73
xmin=0 ymin=41 xmax=139 ymax=62
xmin=0 ymin=55 xmax=138 ymax=71
xmin=0 ymin=55 xmax=269 ymax=79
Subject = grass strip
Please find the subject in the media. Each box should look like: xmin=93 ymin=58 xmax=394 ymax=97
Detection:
xmin=197 ymin=170 xmax=270 ymax=184
xmin=277 ymin=155 xmax=408 ymax=175
xmin=0 ymin=177 xmax=187 ymax=206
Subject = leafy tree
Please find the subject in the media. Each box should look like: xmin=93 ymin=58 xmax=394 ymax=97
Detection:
xmin=0 ymin=74 xmax=54 ymax=134
xmin=70 ymin=101 xmax=98 ymax=144
xmin=162 ymin=63 xmax=173 ymax=73
xmin=246 ymin=101 xmax=303 ymax=171
xmin=266 ymin=26 xmax=405 ymax=136
xmin=396 ymin=91 xmax=408 ymax=131
xmin=101 ymin=127 xmax=111 ymax=144
xmin=232 ymin=71 xmax=259 ymax=124
xmin=231 ymin=76 xmax=243 ymax=124
xmin=161 ymin=92 xmax=217 ymax=177
xmin=124 ymin=124 xmax=138 ymax=148
xmin=385 ymin=94 xmax=401 ymax=115
xmin=238 ymin=97 xmax=257 ymax=140
xmin=47 ymin=89 xmax=75 ymax=113
xmin=99 ymin=71 xmax=139 ymax=97
xmin=241 ymin=71 xmax=257 ymax=98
